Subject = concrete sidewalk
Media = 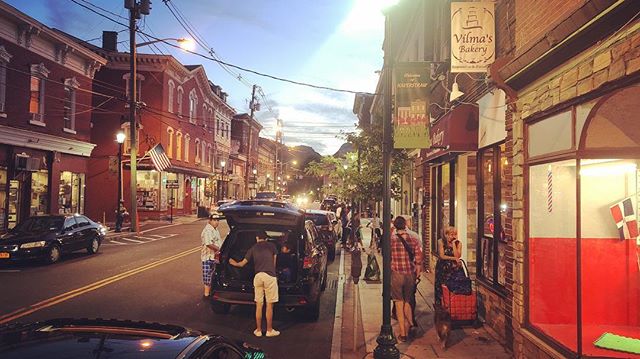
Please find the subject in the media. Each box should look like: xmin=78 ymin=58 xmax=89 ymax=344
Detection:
xmin=342 ymin=220 xmax=512 ymax=358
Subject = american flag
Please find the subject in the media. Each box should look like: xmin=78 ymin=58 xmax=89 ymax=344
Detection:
xmin=147 ymin=143 xmax=171 ymax=172
xmin=610 ymin=197 xmax=638 ymax=240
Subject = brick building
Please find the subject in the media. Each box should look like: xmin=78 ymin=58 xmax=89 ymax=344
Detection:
xmin=232 ymin=113 xmax=262 ymax=198
xmin=0 ymin=2 xmax=106 ymax=230
xmin=375 ymin=0 xmax=640 ymax=358
xmin=257 ymin=137 xmax=276 ymax=192
xmin=83 ymin=32 xmax=234 ymax=221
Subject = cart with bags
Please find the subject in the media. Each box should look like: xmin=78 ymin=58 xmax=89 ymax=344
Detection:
xmin=441 ymin=259 xmax=478 ymax=326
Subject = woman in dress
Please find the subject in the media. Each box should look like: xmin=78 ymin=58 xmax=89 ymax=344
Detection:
xmin=434 ymin=226 xmax=462 ymax=305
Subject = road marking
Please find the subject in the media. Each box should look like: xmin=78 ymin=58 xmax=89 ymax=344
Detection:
xmin=105 ymin=240 xmax=127 ymax=245
xmin=331 ymin=248 xmax=345 ymax=359
xmin=119 ymin=237 xmax=144 ymax=243
xmin=134 ymin=236 xmax=160 ymax=241
xmin=147 ymin=234 xmax=164 ymax=238
xmin=0 ymin=246 xmax=200 ymax=324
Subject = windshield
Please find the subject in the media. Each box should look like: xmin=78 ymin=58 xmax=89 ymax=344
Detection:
xmin=13 ymin=217 xmax=64 ymax=233
xmin=305 ymin=214 xmax=329 ymax=226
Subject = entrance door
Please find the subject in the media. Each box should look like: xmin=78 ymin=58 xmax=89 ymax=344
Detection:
xmin=7 ymin=180 xmax=20 ymax=229
xmin=184 ymin=179 xmax=192 ymax=213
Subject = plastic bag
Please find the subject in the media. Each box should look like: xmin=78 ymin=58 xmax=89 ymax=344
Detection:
xmin=364 ymin=253 xmax=381 ymax=281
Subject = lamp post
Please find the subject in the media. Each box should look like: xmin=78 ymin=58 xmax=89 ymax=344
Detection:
xmin=136 ymin=37 xmax=194 ymax=50
xmin=116 ymin=131 xmax=126 ymax=207
xmin=374 ymin=3 xmax=400 ymax=358
xmin=220 ymin=160 xmax=226 ymax=199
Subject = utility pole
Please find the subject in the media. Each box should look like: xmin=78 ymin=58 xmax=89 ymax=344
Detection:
xmin=274 ymin=119 xmax=283 ymax=192
xmin=125 ymin=0 xmax=150 ymax=233
xmin=246 ymin=85 xmax=258 ymax=198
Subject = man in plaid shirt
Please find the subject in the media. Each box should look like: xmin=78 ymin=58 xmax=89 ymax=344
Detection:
xmin=390 ymin=216 xmax=423 ymax=342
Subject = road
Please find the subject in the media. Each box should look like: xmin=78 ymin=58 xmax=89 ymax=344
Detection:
xmin=0 ymin=218 xmax=341 ymax=358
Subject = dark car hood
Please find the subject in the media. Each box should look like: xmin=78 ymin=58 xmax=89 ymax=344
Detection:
xmin=0 ymin=231 xmax=55 ymax=244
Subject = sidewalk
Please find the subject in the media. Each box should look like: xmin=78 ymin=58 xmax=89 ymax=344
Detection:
xmin=341 ymin=221 xmax=512 ymax=358
xmin=105 ymin=214 xmax=202 ymax=239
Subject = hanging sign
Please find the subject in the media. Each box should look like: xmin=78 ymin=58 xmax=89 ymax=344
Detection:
xmin=393 ymin=62 xmax=431 ymax=149
xmin=451 ymin=2 xmax=495 ymax=73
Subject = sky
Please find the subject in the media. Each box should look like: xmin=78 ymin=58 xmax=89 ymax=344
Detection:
xmin=5 ymin=0 xmax=390 ymax=155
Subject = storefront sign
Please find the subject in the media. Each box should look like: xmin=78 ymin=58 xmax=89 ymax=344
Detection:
xmin=451 ymin=2 xmax=495 ymax=73
xmin=422 ymin=104 xmax=479 ymax=162
xmin=166 ymin=179 xmax=179 ymax=189
xmin=394 ymin=62 xmax=431 ymax=149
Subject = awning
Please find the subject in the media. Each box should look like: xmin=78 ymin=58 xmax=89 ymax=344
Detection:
xmin=420 ymin=104 xmax=478 ymax=164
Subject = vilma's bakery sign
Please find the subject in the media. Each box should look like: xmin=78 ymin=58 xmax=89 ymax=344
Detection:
xmin=451 ymin=2 xmax=495 ymax=73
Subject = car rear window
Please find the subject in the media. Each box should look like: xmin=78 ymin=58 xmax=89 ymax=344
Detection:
xmin=305 ymin=214 xmax=329 ymax=226
xmin=226 ymin=229 xmax=299 ymax=259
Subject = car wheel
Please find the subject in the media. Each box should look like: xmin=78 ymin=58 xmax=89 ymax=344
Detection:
xmin=87 ymin=236 xmax=100 ymax=254
xmin=46 ymin=245 xmax=61 ymax=264
xmin=211 ymin=300 xmax=231 ymax=314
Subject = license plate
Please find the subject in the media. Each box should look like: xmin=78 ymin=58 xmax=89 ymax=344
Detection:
xmin=0 ymin=252 xmax=9 ymax=259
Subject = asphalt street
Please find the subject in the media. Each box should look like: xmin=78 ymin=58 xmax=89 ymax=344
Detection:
xmin=0 ymin=219 xmax=341 ymax=359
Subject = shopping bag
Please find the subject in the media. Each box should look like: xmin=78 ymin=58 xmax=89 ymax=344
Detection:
xmin=364 ymin=253 xmax=381 ymax=281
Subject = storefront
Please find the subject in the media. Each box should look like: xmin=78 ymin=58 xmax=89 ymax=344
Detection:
xmin=422 ymin=104 xmax=478 ymax=270
xmin=525 ymin=85 xmax=640 ymax=358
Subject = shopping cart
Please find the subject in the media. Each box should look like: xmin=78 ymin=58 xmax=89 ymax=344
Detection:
xmin=441 ymin=259 xmax=478 ymax=326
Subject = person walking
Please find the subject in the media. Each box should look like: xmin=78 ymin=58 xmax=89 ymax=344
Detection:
xmin=340 ymin=204 xmax=350 ymax=247
xmin=201 ymin=214 xmax=223 ymax=299
xmin=434 ymin=226 xmax=462 ymax=305
xmin=367 ymin=212 xmax=381 ymax=251
xmin=390 ymin=216 xmax=423 ymax=342
xmin=229 ymin=231 xmax=280 ymax=337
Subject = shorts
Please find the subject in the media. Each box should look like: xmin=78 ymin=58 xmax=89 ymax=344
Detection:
xmin=202 ymin=260 xmax=216 ymax=286
xmin=254 ymin=272 xmax=279 ymax=303
xmin=391 ymin=271 xmax=415 ymax=301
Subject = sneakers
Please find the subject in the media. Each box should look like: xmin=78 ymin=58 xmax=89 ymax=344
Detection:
xmin=265 ymin=329 xmax=280 ymax=337
xmin=253 ymin=329 xmax=262 ymax=337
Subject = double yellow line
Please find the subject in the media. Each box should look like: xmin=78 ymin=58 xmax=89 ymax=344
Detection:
xmin=0 ymin=246 xmax=200 ymax=325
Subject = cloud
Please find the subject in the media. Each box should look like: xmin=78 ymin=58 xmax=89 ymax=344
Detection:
xmin=43 ymin=0 xmax=85 ymax=33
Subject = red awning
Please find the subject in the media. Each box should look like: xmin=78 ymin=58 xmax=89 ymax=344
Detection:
xmin=420 ymin=104 xmax=478 ymax=163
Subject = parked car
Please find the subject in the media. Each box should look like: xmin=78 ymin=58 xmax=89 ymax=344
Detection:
xmin=211 ymin=200 xmax=328 ymax=321
xmin=320 ymin=196 xmax=337 ymax=211
xmin=0 ymin=214 xmax=106 ymax=264
xmin=305 ymin=209 xmax=338 ymax=261
xmin=0 ymin=318 xmax=265 ymax=359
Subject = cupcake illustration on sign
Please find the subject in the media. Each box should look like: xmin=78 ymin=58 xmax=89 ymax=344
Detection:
xmin=451 ymin=2 xmax=495 ymax=72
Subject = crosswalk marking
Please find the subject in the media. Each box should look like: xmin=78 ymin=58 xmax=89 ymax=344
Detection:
xmin=108 ymin=240 xmax=127 ymax=245
xmin=105 ymin=234 xmax=178 ymax=246
xmin=120 ymin=237 xmax=144 ymax=243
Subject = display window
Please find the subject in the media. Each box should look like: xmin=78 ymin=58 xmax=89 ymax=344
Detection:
xmin=162 ymin=172 xmax=184 ymax=209
xmin=526 ymin=85 xmax=640 ymax=358
xmin=58 ymin=171 xmax=85 ymax=214
xmin=478 ymin=144 xmax=508 ymax=288
xmin=136 ymin=170 xmax=159 ymax=210
xmin=430 ymin=161 xmax=455 ymax=254
xmin=30 ymin=170 xmax=48 ymax=216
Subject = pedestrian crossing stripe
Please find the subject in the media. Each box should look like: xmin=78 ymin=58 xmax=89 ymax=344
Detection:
xmin=120 ymin=238 xmax=144 ymax=243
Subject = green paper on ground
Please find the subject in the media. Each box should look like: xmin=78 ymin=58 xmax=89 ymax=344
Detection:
xmin=594 ymin=333 xmax=640 ymax=354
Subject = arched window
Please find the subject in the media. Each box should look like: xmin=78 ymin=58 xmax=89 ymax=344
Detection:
xmin=167 ymin=80 xmax=175 ymax=113
xmin=176 ymin=131 xmax=183 ymax=161
xmin=208 ymin=108 xmax=214 ymax=130
xmin=166 ymin=127 xmax=174 ymax=158
xmin=184 ymin=134 xmax=191 ymax=163
xmin=189 ymin=90 xmax=198 ymax=123
xmin=194 ymin=138 xmax=201 ymax=164
xmin=201 ymin=140 xmax=207 ymax=166
xmin=177 ymin=86 xmax=184 ymax=117
xmin=207 ymin=143 xmax=213 ymax=168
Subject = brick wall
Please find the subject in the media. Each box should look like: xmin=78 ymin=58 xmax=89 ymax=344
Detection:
xmin=514 ymin=0 xmax=583 ymax=55
xmin=465 ymin=154 xmax=477 ymax=277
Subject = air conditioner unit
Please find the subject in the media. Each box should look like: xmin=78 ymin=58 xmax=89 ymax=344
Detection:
xmin=15 ymin=156 xmax=41 ymax=172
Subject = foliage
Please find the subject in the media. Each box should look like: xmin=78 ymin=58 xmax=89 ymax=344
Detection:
xmin=305 ymin=120 xmax=410 ymax=204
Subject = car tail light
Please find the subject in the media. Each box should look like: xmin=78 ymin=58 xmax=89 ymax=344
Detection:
xmin=303 ymin=257 xmax=314 ymax=269
xmin=298 ymin=297 xmax=308 ymax=305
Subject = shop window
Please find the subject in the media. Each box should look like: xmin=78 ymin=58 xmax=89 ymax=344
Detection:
xmin=29 ymin=63 xmax=49 ymax=125
xmin=430 ymin=162 xmax=455 ymax=254
xmin=30 ymin=170 xmax=49 ymax=216
xmin=136 ymin=170 xmax=159 ymax=210
xmin=58 ymin=171 xmax=85 ymax=214
xmin=477 ymin=144 xmax=507 ymax=287
xmin=167 ymin=80 xmax=175 ymax=113
xmin=527 ymin=111 xmax=572 ymax=158
xmin=529 ymin=160 xmax=578 ymax=352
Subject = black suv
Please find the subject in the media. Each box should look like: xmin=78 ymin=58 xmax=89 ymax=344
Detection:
xmin=211 ymin=200 xmax=328 ymax=321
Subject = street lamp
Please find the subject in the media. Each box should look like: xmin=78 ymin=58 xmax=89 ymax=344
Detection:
xmin=115 ymin=132 xmax=126 ymax=231
xmin=136 ymin=37 xmax=195 ymax=51
xmin=220 ymin=160 xmax=226 ymax=199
